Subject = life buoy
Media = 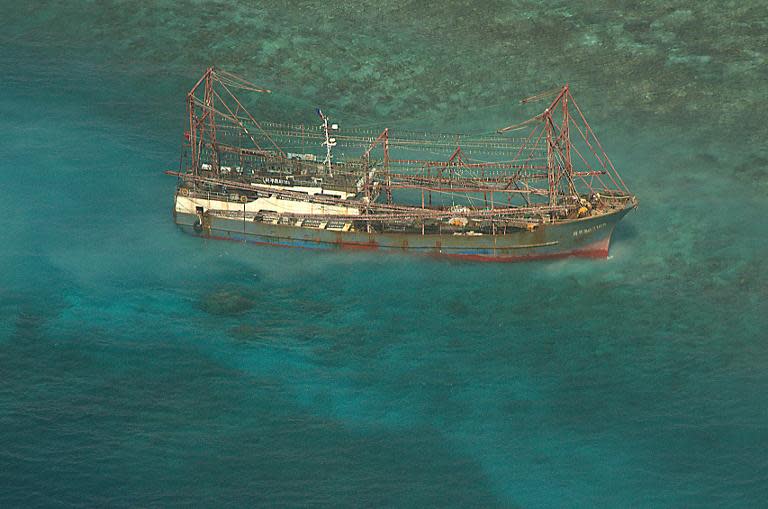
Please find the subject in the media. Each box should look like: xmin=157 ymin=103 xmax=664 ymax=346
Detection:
xmin=240 ymin=195 xmax=248 ymax=203
xmin=179 ymin=187 xmax=189 ymax=197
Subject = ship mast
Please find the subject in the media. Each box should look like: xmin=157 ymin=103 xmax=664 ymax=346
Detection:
xmin=203 ymin=69 xmax=220 ymax=174
xmin=317 ymin=108 xmax=337 ymax=176
xmin=186 ymin=67 xmax=211 ymax=177
xmin=504 ymin=84 xmax=584 ymax=208
xmin=541 ymin=85 xmax=572 ymax=207
xmin=186 ymin=67 xmax=276 ymax=179
xmin=561 ymin=85 xmax=576 ymax=196
xmin=545 ymin=112 xmax=556 ymax=206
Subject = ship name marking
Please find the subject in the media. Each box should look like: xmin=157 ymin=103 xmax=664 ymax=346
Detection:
xmin=573 ymin=222 xmax=607 ymax=237
xmin=264 ymin=177 xmax=292 ymax=186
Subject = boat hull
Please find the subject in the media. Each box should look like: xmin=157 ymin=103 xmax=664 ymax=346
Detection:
xmin=173 ymin=204 xmax=633 ymax=262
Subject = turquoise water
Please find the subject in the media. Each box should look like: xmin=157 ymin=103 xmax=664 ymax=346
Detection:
xmin=2 ymin=2 xmax=767 ymax=506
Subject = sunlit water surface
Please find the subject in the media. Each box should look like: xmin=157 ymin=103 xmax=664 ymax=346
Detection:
xmin=1 ymin=2 xmax=767 ymax=507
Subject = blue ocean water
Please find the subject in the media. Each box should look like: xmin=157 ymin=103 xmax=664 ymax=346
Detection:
xmin=1 ymin=2 xmax=767 ymax=507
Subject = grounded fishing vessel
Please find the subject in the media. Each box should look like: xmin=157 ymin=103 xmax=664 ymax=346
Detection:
xmin=167 ymin=68 xmax=637 ymax=261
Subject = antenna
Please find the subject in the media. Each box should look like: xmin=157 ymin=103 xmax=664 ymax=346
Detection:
xmin=316 ymin=108 xmax=338 ymax=176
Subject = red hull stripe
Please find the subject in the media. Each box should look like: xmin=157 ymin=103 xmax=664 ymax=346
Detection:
xmin=442 ymin=237 xmax=610 ymax=262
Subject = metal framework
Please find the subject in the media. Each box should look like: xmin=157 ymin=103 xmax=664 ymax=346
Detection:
xmin=175 ymin=67 xmax=633 ymax=225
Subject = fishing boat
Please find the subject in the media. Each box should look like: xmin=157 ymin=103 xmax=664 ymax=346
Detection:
xmin=166 ymin=67 xmax=637 ymax=261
